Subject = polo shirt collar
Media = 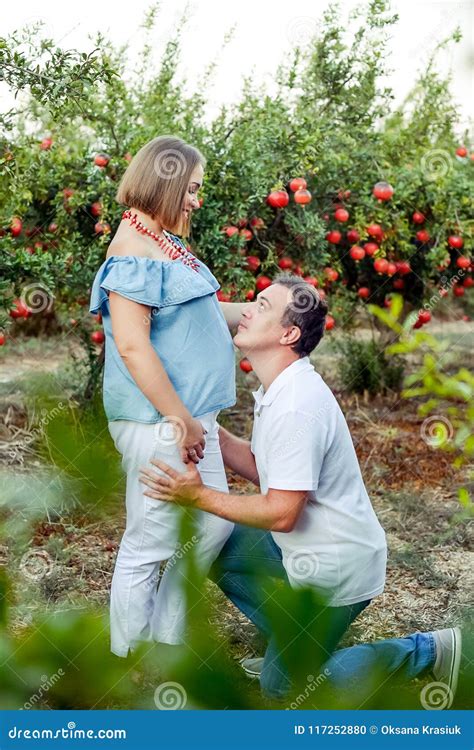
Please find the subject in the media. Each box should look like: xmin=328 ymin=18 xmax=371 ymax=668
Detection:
xmin=252 ymin=356 xmax=313 ymax=413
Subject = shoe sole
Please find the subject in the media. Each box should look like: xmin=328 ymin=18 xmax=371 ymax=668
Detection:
xmin=448 ymin=627 xmax=462 ymax=697
xmin=239 ymin=658 xmax=261 ymax=680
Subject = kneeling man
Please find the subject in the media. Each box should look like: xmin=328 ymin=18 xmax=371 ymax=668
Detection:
xmin=140 ymin=275 xmax=461 ymax=702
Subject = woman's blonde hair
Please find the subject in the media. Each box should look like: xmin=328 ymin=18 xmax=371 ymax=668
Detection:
xmin=116 ymin=135 xmax=206 ymax=237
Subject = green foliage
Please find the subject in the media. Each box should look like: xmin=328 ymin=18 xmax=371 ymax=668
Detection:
xmin=3 ymin=489 xmax=473 ymax=709
xmin=1 ymin=375 xmax=473 ymax=709
xmin=333 ymin=334 xmax=405 ymax=394
xmin=0 ymin=0 xmax=472 ymax=350
xmin=370 ymin=294 xmax=474 ymax=516
xmin=0 ymin=26 xmax=117 ymax=127
xmin=0 ymin=610 xmax=152 ymax=709
xmin=1 ymin=374 xmax=123 ymax=523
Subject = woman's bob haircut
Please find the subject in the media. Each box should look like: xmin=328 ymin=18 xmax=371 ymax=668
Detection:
xmin=116 ymin=135 xmax=206 ymax=237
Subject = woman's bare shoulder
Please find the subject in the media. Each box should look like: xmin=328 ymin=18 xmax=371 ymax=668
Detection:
xmin=105 ymin=241 xmax=140 ymax=259
xmin=105 ymin=231 xmax=168 ymax=261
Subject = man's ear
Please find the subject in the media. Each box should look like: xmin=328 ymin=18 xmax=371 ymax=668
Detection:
xmin=281 ymin=325 xmax=301 ymax=348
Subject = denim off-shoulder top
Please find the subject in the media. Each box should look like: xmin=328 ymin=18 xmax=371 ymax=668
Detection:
xmin=89 ymin=239 xmax=236 ymax=423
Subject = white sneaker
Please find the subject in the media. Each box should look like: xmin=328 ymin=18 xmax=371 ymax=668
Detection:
xmin=240 ymin=656 xmax=264 ymax=679
xmin=432 ymin=627 xmax=462 ymax=699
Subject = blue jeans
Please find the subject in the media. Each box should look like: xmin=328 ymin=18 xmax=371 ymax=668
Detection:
xmin=210 ymin=525 xmax=436 ymax=699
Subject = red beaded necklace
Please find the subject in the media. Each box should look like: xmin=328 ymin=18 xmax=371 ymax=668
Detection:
xmin=122 ymin=209 xmax=200 ymax=272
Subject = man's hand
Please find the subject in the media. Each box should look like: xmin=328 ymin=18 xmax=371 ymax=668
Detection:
xmin=139 ymin=459 xmax=203 ymax=505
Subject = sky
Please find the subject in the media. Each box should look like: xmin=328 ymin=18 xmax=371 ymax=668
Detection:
xmin=1 ymin=0 xmax=473 ymax=133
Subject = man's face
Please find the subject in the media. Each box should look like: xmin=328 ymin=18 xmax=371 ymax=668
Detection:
xmin=233 ymin=283 xmax=297 ymax=356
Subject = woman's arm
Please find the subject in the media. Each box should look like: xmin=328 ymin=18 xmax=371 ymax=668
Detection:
xmin=218 ymin=425 xmax=259 ymax=486
xmin=219 ymin=301 xmax=247 ymax=331
xmin=108 ymin=292 xmax=206 ymax=462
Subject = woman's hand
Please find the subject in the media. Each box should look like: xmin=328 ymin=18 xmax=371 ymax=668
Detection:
xmin=181 ymin=417 xmax=207 ymax=464
xmin=139 ymin=459 xmax=203 ymax=505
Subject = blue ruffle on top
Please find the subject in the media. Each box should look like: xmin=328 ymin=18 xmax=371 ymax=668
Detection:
xmin=89 ymin=254 xmax=221 ymax=312
xmin=89 ymin=252 xmax=236 ymax=423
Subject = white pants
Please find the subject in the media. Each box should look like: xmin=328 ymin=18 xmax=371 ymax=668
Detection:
xmin=108 ymin=410 xmax=233 ymax=656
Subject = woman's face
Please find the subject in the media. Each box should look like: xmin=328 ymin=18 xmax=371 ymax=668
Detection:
xmin=180 ymin=163 xmax=204 ymax=232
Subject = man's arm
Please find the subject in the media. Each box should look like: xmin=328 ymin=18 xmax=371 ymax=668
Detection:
xmin=218 ymin=425 xmax=259 ymax=486
xmin=195 ymin=485 xmax=307 ymax=532
xmin=138 ymin=458 xmax=307 ymax=532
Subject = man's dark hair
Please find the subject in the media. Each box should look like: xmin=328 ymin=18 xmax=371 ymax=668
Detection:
xmin=275 ymin=273 xmax=329 ymax=357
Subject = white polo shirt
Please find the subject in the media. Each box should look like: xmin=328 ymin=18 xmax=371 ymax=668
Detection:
xmin=250 ymin=357 xmax=387 ymax=606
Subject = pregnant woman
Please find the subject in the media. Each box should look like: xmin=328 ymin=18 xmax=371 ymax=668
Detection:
xmin=89 ymin=135 xmax=244 ymax=657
